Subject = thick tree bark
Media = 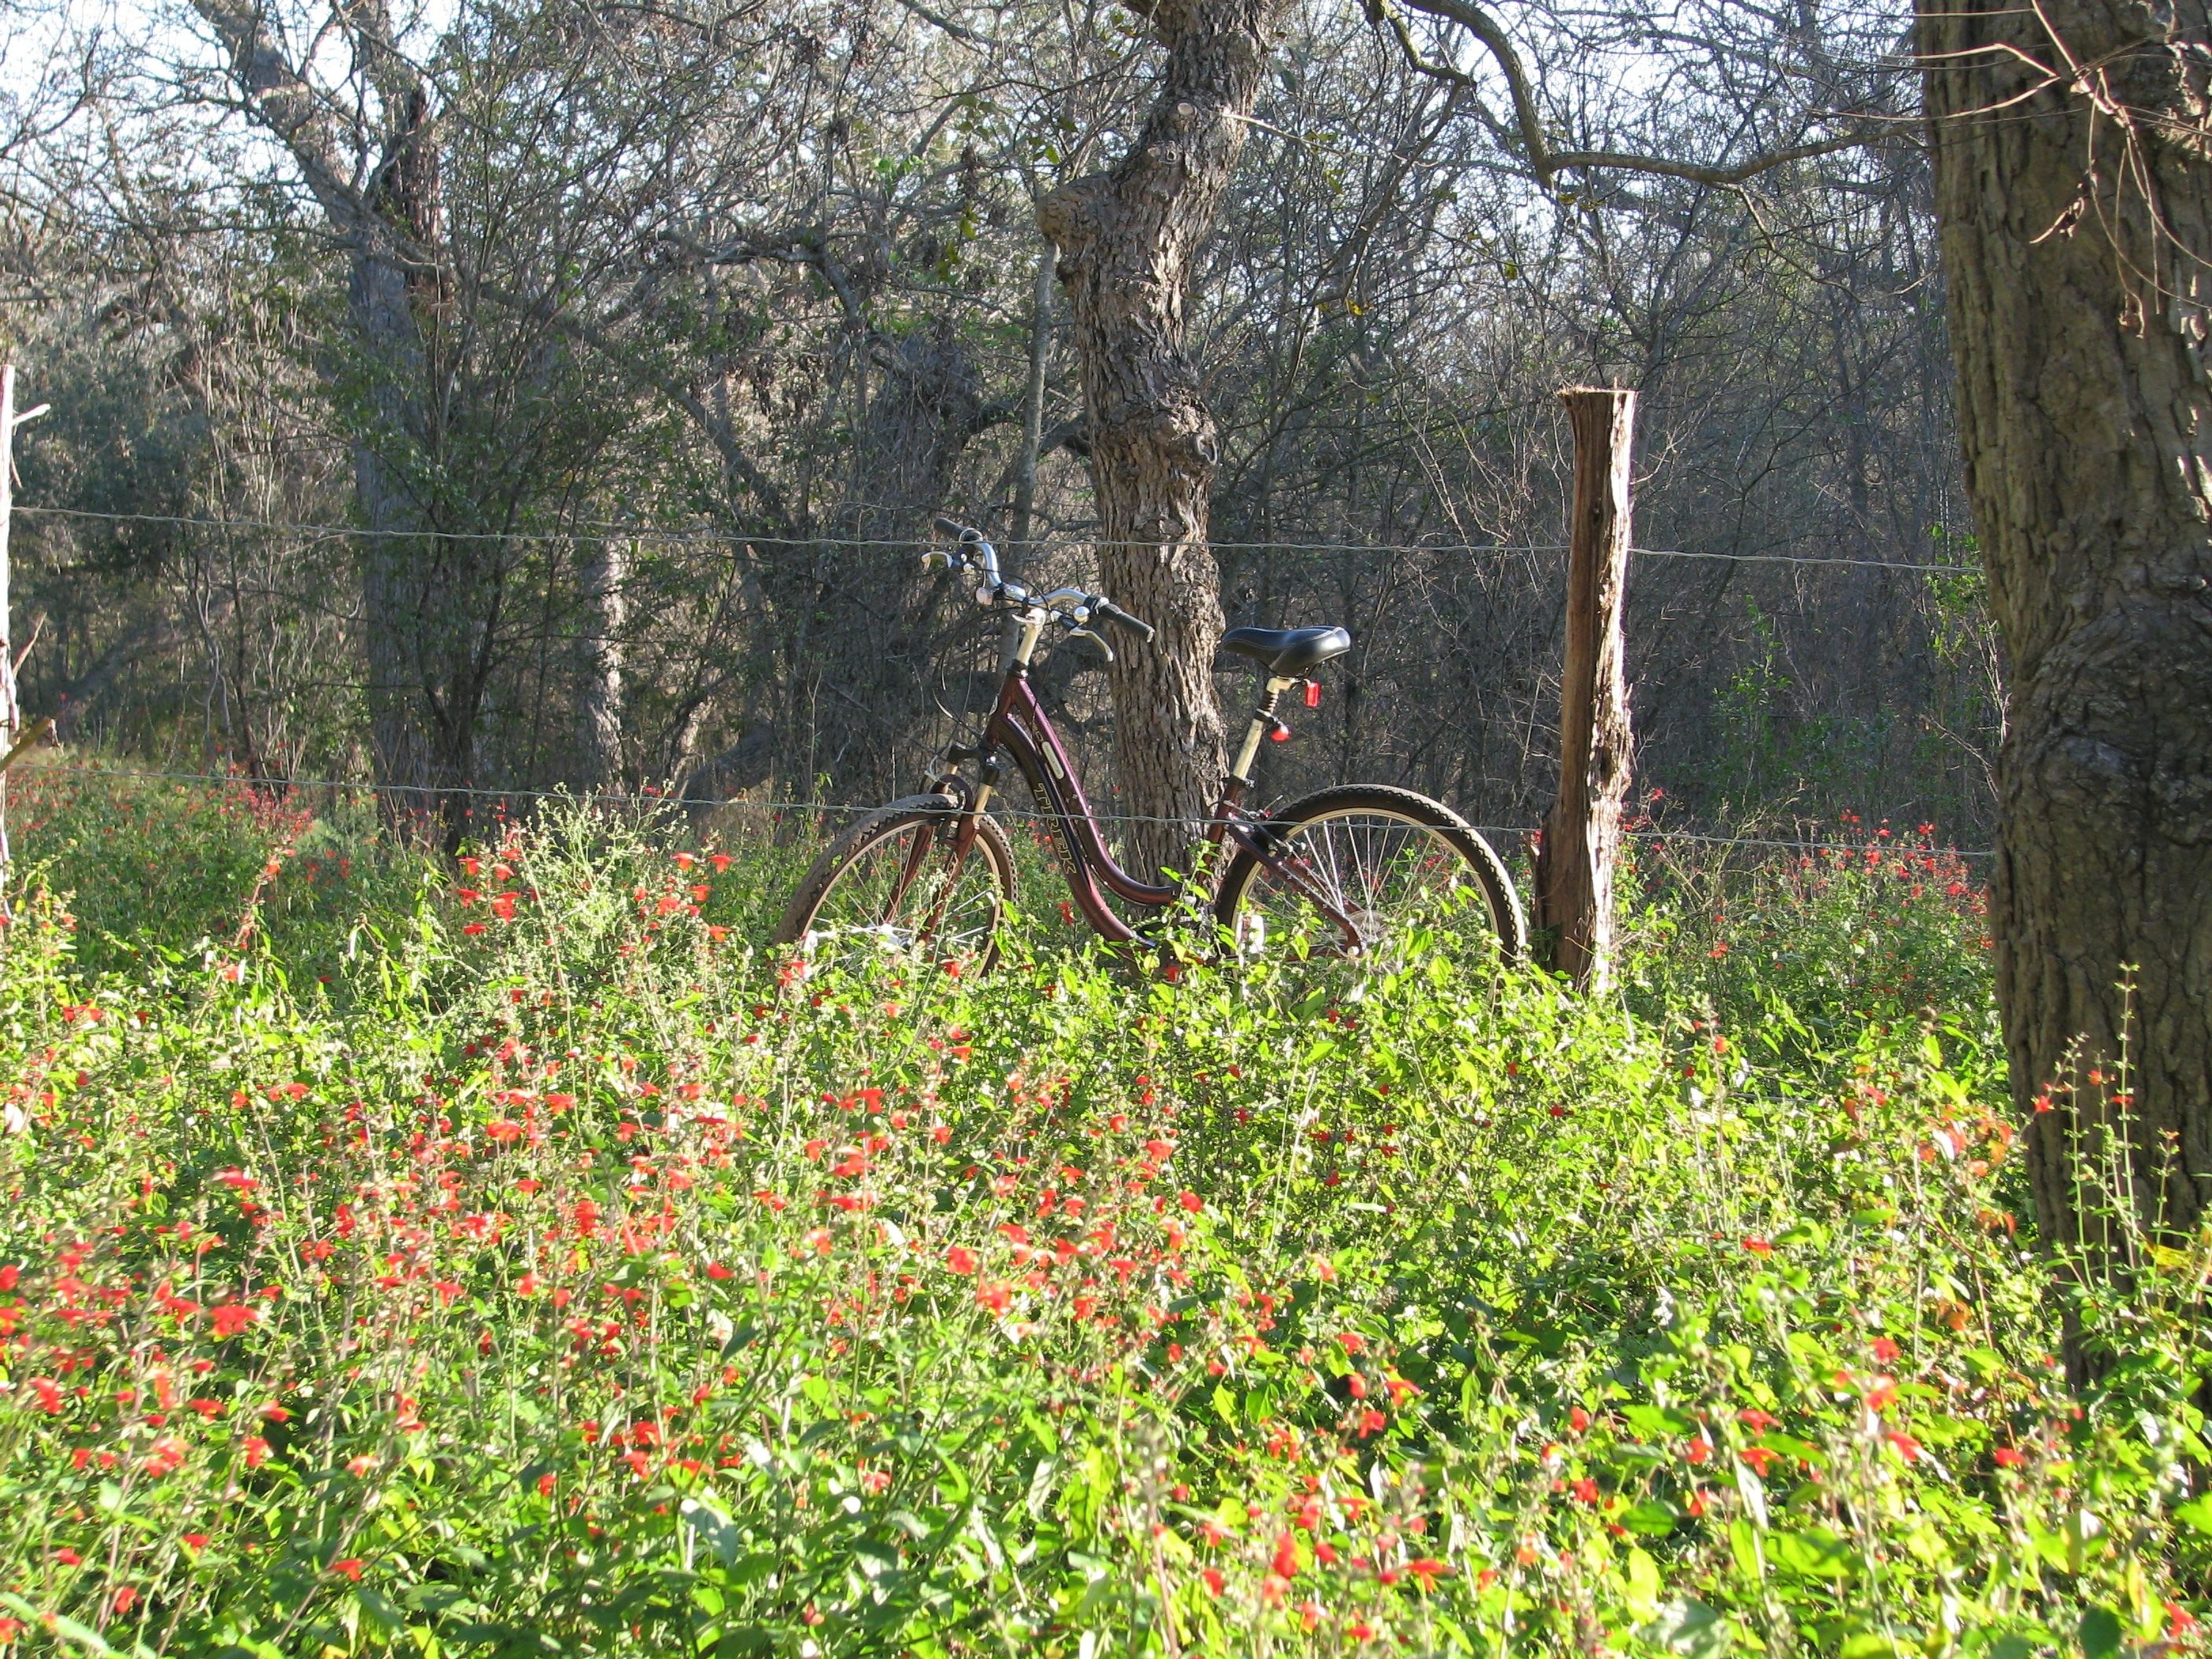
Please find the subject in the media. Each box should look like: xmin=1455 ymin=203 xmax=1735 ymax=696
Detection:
xmin=194 ymin=0 xmax=472 ymax=832
xmin=577 ymin=536 xmax=628 ymax=789
xmin=357 ymin=86 xmax=480 ymax=838
xmin=1011 ymin=245 xmax=1056 ymax=562
xmin=1920 ymin=0 xmax=2212 ymax=1306
xmin=781 ymin=319 xmax=999 ymax=801
xmin=1040 ymin=0 xmax=1290 ymax=878
xmin=1535 ymin=388 xmax=1636 ymax=992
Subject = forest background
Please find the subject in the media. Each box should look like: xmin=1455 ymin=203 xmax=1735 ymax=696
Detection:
xmin=0 ymin=0 xmax=1995 ymax=850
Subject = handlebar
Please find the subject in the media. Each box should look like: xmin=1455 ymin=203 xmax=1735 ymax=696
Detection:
xmin=925 ymin=520 xmax=1153 ymax=646
xmin=930 ymin=517 xmax=1002 ymax=589
xmin=1091 ymin=598 xmax=1155 ymax=643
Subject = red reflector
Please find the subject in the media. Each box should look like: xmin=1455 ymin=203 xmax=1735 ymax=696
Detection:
xmin=1304 ymin=680 xmax=1321 ymax=709
xmin=1270 ymin=722 xmax=1291 ymax=743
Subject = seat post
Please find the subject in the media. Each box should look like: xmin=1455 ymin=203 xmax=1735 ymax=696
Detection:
xmin=1230 ymin=676 xmax=1296 ymax=787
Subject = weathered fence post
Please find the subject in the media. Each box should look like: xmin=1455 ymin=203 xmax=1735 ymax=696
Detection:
xmin=0 ymin=367 xmax=50 ymax=911
xmin=1535 ymin=386 xmax=1636 ymax=990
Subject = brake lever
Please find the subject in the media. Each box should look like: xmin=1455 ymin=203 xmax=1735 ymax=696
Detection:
xmin=922 ymin=548 xmax=956 ymax=572
xmin=1067 ymin=626 xmax=1115 ymax=664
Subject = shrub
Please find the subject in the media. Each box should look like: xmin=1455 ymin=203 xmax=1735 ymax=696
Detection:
xmin=0 ymin=791 xmax=2199 ymax=1656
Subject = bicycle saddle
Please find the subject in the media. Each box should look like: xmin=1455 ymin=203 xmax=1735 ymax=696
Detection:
xmin=1221 ymin=624 xmax=1352 ymax=676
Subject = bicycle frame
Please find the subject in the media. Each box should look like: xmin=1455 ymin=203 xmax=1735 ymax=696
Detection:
xmin=929 ymin=609 xmax=1363 ymax=949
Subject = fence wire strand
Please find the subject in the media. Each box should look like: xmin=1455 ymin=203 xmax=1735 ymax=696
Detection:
xmin=7 ymin=762 xmax=1997 ymax=859
xmin=13 ymin=506 xmax=1983 ymax=574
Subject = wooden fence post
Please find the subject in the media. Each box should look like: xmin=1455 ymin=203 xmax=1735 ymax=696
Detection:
xmin=1536 ymin=387 xmax=1636 ymax=990
xmin=0 ymin=366 xmax=52 ymax=912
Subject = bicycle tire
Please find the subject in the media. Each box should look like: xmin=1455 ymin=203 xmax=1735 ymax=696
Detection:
xmin=1213 ymin=783 xmax=1526 ymax=966
xmin=774 ymin=796 xmax=1017 ymax=974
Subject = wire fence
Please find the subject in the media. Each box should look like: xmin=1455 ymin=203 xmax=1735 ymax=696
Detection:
xmin=13 ymin=505 xmax=1986 ymax=574
xmin=4 ymin=760 xmax=1997 ymax=860
xmin=4 ymin=504 xmax=2008 ymax=871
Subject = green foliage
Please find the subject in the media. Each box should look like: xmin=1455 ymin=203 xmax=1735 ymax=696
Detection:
xmin=0 ymin=790 xmax=2202 ymax=1656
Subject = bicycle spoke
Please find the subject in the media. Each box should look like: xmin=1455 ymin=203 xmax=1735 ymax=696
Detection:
xmin=794 ymin=813 xmax=1006 ymax=974
xmin=1235 ymin=808 xmax=1491 ymax=967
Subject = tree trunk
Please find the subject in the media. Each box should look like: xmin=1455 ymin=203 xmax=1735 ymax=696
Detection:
xmin=1535 ymin=388 xmax=1637 ymax=992
xmin=189 ymin=0 xmax=467 ymax=834
xmin=356 ymin=85 xmax=468 ymax=838
xmin=1920 ymin=0 xmax=2212 ymax=1328
xmin=1039 ymin=0 xmax=1289 ymax=878
xmin=577 ymin=536 xmax=628 ymax=790
xmin=779 ymin=319 xmax=997 ymax=802
xmin=1011 ymin=244 xmax=1056 ymax=563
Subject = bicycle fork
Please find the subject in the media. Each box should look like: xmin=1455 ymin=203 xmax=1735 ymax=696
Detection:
xmin=890 ymin=754 xmax=998 ymax=955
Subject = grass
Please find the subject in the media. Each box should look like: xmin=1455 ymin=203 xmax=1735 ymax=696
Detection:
xmin=0 ymin=767 xmax=2205 ymax=1657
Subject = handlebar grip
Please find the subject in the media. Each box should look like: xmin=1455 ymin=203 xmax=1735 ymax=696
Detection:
xmin=934 ymin=516 xmax=982 ymax=543
xmin=1094 ymin=599 xmax=1155 ymax=643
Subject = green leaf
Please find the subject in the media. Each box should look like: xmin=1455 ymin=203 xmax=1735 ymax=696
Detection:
xmin=1642 ymin=1597 xmax=1730 ymax=1658
xmin=1770 ymin=1527 xmax=1856 ymax=1581
xmin=682 ymin=1495 xmax=741 ymax=1566
xmin=1622 ymin=1404 xmax=1694 ymax=1438
xmin=1621 ymin=1499 xmax=1681 ymax=1537
xmin=2173 ymin=1494 xmax=2212 ymax=1535
xmin=355 ymin=1584 xmax=407 ymax=1637
xmin=2079 ymin=1608 xmax=2122 ymax=1659
xmin=1624 ymin=1547 xmax=1663 ymax=1620
xmin=1728 ymin=1518 xmax=1763 ymax=1581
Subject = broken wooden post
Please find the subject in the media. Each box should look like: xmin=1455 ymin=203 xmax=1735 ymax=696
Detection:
xmin=0 ymin=366 xmax=50 ymax=912
xmin=1535 ymin=387 xmax=1636 ymax=991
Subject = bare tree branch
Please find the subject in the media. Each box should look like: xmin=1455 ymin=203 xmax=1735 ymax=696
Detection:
xmin=1377 ymin=0 xmax=1884 ymax=188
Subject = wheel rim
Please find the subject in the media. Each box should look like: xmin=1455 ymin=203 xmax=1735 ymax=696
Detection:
xmin=1232 ymin=808 xmax=1499 ymax=965
xmin=797 ymin=818 xmax=1004 ymax=972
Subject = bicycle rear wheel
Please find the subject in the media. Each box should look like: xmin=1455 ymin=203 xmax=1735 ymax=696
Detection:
xmin=1213 ymin=785 xmax=1525 ymax=967
xmin=774 ymin=797 xmax=1017 ymax=975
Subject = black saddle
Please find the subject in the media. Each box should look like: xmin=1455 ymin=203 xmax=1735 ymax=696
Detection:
xmin=1221 ymin=624 xmax=1353 ymax=677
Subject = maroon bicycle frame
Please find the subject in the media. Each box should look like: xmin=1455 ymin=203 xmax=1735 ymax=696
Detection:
xmin=928 ymin=654 xmax=1356 ymax=948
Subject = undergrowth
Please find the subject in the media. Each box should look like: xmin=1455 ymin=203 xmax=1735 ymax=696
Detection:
xmin=0 ymin=778 xmax=2204 ymax=1657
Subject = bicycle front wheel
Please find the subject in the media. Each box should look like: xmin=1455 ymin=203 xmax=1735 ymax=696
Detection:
xmin=1213 ymin=785 xmax=1525 ymax=968
xmin=774 ymin=797 xmax=1016 ymax=976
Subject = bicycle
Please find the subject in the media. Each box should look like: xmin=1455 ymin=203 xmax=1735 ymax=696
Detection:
xmin=774 ymin=520 xmax=1526 ymax=974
